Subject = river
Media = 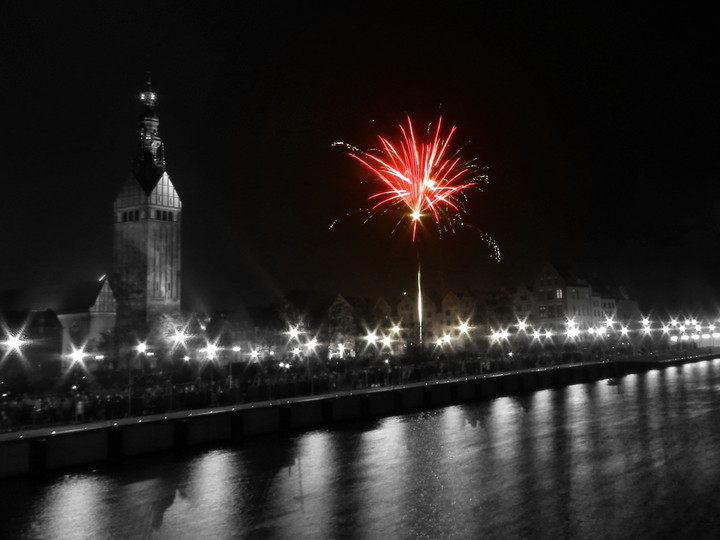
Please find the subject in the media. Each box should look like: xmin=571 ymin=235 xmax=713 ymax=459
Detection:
xmin=1 ymin=360 xmax=720 ymax=539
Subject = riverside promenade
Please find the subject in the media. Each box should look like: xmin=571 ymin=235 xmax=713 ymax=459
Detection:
xmin=1 ymin=352 xmax=716 ymax=479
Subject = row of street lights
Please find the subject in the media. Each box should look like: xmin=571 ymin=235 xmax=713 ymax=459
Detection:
xmin=488 ymin=316 xmax=720 ymax=346
xmin=5 ymin=314 xmax=720 ymax=374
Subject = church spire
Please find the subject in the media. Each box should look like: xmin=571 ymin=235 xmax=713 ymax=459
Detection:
xmin=132 ymin=75 xmax=165 ymax=194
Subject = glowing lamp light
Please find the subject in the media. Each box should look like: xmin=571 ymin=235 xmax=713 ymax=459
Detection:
xmin=365 ymin=331 xmax=378 ymax=345
xmin=458 ymin=322 xmax=471 ymax=334
xmin=249 ymin=349 xmax=259 ymax=360
xmin=232 ymin=346 xmax=241 ymax=352
xmin=206 ymin=344 xmax=218 ymax=359
xmin=566 ymin=327 xmax=580 ymax=338
xmin=2 ymin=333 xmax=26 ymax=354
xmin=443 ymin=334 xmax=452 ymax=344
xmin=292 ymin=347 xmax=301 ymax=356
xmin=287 ymin=326 xmax=301 ymax=340
xmin=69 ymin=348 xmax=86 ymax=364
xmin=172 ymin=329 xmax=188 ymax=346
xmin=605 ymin=318 xmax=615 ymax=328
xmin=136 ymin=342 xmax=148 ymax=354
xmin=532 ymin=330 xmax=542 ymax=339
xmin=382 ymin=336 xmax=392 ymax=348
xmin=436 ymin=338 xmax=444 ymax=346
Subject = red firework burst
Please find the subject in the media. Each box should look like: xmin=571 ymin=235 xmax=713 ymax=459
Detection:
xmin=343 ymin=115 xmax=482 ymax=241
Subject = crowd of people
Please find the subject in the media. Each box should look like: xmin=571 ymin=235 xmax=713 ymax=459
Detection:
xmin=0 ymin=345 xmax=690 ymax=433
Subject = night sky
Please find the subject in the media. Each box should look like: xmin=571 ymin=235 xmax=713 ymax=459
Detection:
xmin=1 ymin=2 xmax=718 ymax=314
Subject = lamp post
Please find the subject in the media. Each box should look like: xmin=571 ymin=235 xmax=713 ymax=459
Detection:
xmin=231 ymin=345 xmax=240 ymax=382
xmin=306 ymin=338 xmax=318 ymax=394
xmin=129 ymin=342 xmax=148 ymax=417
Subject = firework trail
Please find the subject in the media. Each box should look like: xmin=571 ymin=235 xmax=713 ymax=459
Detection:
xmin=334 ymin=116 xmax=499 ymax=343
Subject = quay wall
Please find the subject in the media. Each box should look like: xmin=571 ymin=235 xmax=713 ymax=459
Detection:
xmin=0 ymin=355 xmax=714 ymax=480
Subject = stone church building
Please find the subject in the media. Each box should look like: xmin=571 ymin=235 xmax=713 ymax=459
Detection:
xmin=1 ymin=80 xmax=183 ymax=358
xmin=113 ymin=80 xmax=182 ymax=335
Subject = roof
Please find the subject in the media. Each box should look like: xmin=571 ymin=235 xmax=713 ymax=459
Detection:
xmin=0 ymin=279 xmax=109 ymax=314
xmin=132 ymin=148 xmax=165 ymax=195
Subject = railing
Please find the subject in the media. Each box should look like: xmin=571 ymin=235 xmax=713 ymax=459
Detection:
xmin=1 ymin=347 xmax=714 ymax=433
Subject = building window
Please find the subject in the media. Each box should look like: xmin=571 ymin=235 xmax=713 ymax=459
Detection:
xmin=556 ymin=289 xmax=563 ymax=299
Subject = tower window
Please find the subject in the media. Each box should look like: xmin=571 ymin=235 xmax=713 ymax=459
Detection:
xmin=134 ymin=210 xmax=139 ymax=221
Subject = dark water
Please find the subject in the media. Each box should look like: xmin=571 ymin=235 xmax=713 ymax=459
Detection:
xmin=3 ymin=361 xmax=720 ymax=539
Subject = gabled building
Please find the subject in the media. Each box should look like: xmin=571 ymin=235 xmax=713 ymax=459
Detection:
xmin=512 ymin=284 xmax=535 ymax=323
xmin=533 ymin=263 xmax=593 ymax=330
xmin=325 ymin=294 xmax=359 ymax=358
xmin=0 ymin=277 xmax=116 ymax=355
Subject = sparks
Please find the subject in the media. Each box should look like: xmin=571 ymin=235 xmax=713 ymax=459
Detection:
xmin=339 ymin=115 xmax=493 ymax=245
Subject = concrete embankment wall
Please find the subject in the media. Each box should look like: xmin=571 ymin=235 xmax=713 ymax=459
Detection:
xmin=0 ymin=357 xmax=709 ymax=480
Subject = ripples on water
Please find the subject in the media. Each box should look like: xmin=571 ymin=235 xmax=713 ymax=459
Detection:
xmin=3 ymin=361 xmax=720 ymax=539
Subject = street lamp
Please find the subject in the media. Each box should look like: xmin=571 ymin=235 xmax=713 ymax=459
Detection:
xmin=127 ymin=341 xmax=149 ymax=417
xmin=230 ymin=345 xmax=240 ymax=381
xmin=1 ymin=332 xmax=26 ymax=357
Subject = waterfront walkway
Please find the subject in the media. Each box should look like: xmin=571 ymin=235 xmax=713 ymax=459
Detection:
xmin=2 ymin=350 xmax=716 ymax=445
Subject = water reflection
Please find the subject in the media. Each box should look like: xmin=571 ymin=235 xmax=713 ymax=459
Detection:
xmin=29 ymin=475 xmax=114 ymax=539
xmin=3 ymin=363 xmax=720 ymax=538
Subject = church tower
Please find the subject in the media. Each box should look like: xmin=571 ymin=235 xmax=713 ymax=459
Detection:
xmin=113 ymin=79 xmax=182 ymax=334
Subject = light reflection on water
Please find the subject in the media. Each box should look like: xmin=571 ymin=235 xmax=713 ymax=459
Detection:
xmin=3 ymin=360 xmax=720 ymax=538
